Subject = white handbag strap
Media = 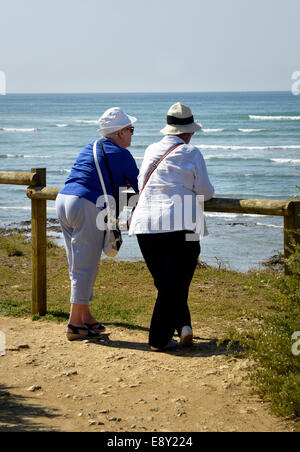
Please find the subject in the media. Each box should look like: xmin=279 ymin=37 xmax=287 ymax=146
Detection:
xmin=93 ymin=140 xmax=112 ymax=222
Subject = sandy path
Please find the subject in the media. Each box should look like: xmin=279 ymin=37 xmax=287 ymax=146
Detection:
xmin=0 ymin=316 xmax=292 ymax=432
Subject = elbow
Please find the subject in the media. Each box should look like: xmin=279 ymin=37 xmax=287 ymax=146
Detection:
xmin=204 ymin=186 xmax=215 ymax=201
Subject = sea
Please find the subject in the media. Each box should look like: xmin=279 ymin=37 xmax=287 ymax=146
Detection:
xmin=0 ymin=92 xmax=299 ymax=272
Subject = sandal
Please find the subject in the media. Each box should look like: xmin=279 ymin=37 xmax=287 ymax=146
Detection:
xmin=84 ymin=322 xmax=106 ymax=333
xmin=66 ymin=324 xmax=101 ymax=342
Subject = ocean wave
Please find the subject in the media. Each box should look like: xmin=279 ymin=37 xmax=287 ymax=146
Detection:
xmin=0 ymin=154 xmax=23 ymax=158
xmin=205 ymin=154 xmax=300 ymax=165
xmin=0 ymin=153 xmax=51 ymax=159
xmin=23 ymin=155 xmax=52 ymax=159
xmin=249 ymin=115 xmax=300 ymax=121
xmin=202 ymin=128 xmax=224 ymax=133
xmin=75 ymin=120 xmax=98 ymax=125
xmin=255 ymin=222 xmax=283 ymax=229
xmin=271 ymin=158 xmax=300 ymax=164
xmin=56 ymin=124 xmax=69 ymax=128
xmin=48 ymin=169 xmax=71 ymax=174
xmin=205 ymin=212 xmax=265 ymax=219
xmin=0 ymin=206 xmax=57 ymax=212
xmin=205 ymin=212 xmax=240 ymax=219
xmin=197 ymin=144 xmax=300 ymax=151
xmin=1 ymin=127 xmax=38 ymax=132
xmin=205 ymin=155 xmax=259 ymax=161
xmin=0 ymin=206 xmax=31 ymax=211
xmin=238 ymin=128 xmax=266 ymax=133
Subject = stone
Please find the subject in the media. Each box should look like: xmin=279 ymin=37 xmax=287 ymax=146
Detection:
xmin=27 ymin=385 xmax=42 ymax=392
xmin=108 ymin=417 xmax=122 ymax=422
xmin=64 ymin=370 xmax=78 ymax=377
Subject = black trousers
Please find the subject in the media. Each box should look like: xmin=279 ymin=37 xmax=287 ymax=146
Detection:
xmin=137 ymin=231 xmax=200 ymax=349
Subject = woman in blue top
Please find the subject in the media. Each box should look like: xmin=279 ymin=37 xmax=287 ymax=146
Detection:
xmin=56 ymin=108 xmax=139 ymax=341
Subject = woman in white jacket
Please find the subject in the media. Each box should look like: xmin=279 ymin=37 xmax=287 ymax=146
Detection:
xmin=129 ymin=103 xmax=214 ymax=352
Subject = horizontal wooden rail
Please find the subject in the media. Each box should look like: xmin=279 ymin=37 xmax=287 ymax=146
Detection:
xmin=0 ymin=171 xmax=39 ymax=186
xmin=204 ymin=198 xmax=294 ymax=217
xmin=26 ymin=186 xmax=294 ymax=217
xmin=27 ymin=186 xmax=60 ymax=201
xmin=1 ymin=168 xmax=300 ymax=316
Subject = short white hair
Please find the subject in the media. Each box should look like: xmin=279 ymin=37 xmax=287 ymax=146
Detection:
xmin=102 ymin=130 xmax=119 ymax=139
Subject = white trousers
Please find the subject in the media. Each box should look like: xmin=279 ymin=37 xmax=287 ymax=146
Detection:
xmin=56 ymin=194 xmax=105 ymax=305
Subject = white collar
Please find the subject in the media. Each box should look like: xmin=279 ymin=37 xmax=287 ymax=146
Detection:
xmin=162 ymin=135 xmax=185 ymax=145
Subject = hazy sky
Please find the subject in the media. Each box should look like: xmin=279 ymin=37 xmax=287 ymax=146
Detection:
xmin=1 ymin=0 xmax=300 ymax=93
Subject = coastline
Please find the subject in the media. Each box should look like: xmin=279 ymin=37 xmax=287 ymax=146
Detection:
xmin=1 ymin=91 xmax=296 ymax=272
xmin=0 ymin=222 xmax=283 ymax=272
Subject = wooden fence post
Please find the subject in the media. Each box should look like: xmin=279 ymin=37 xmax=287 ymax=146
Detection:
xmin=30 ymin=168 xmax=47 ymax=316
xmin=284 ymin=200 xmax=300 ymax=275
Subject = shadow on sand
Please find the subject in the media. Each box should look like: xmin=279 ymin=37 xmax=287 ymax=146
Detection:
xmin=86 ymin=324 xmax=243 ymax=358
xmin=0 ymin=385 xmax=61 ymax=432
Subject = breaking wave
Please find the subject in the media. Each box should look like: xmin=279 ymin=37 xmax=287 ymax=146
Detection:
xmin=238 ymin=128 xmax=266 ymax=133
xmin=249 ymin=115 xmax=300 ymax=121
xmin=1 ymin=127 xmax=38 ymax=132
xmin=75 ymin=120 xmax=98 ymax=125
xmin=197 ymin=144 xmax=300 ymax=151
xmin=271 ymin=158 xmax=300 ymax=164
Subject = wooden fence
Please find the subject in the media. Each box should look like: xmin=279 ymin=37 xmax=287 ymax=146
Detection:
xmin=0 ymin=168 xmax=299 ymax=316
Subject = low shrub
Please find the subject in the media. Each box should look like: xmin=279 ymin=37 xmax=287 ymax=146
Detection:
xmin=226 ymin=240 xmax=300 ymax=422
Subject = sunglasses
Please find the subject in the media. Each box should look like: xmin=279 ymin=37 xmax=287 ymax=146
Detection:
xmin=123 ymin=126 xmax=135 ymax=134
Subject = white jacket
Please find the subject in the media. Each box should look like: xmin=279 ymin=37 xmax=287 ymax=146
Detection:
xmin=128 ymin=135 xmax=215 ymax=236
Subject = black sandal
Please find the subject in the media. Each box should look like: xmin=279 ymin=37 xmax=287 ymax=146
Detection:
xmin=84 ymin=322 xmax=106 ymax=333
xmin=66 ymin=324 xmax=101 ymax=341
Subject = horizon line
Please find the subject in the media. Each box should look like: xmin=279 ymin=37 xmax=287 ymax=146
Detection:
xmin=3 ymin=89 xmax=292 ymax=95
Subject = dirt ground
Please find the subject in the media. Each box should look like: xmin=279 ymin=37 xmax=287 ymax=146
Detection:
xmin=0 ymin=315 xmax=294 ymax=432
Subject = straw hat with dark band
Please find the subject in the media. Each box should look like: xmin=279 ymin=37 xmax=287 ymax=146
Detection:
xmin=160 ymin=102 xmax=202 ymax=135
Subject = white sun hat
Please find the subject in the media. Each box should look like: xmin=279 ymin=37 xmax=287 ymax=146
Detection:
xmin=98 ymin=107 xmax=137 ymax=135
xmin=160 ymin=102 xmax=202 ymax=135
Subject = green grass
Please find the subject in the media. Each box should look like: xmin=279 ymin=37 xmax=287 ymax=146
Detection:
xmin=0 ymin=233 xmax=278 ymax=329
xmin=1 ymin=233 xmax=299 ymax=426
xmin=0 ymin=234 xmax=26 ymax=257
xmin=224 ymin=241 xmax=300 ymax=426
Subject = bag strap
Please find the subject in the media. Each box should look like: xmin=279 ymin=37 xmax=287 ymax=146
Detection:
xmin=93 ymin=140 xmax=112 ymax=221
xmin=140 ymin=143 xmax=182 ymax=194
xmin=100 ymin=139 xmax=115 ymax=195
xmin=100 ymin=139 xmax=121 ymax=216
